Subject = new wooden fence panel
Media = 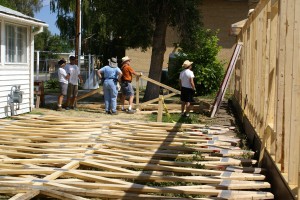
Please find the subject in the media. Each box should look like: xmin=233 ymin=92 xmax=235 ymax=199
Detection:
xmin=267 ymin=1 xmax=278 ymax=155
xmin=283 ymin=0 xmax=294 ymax=175
xmin=263 ymin=1 xmax=271 ymax=152
xmin=233 ymin=0 xmax=300 ymax=194
xmin=289 ymin=0 xmax=300 ymax=186
xmin=275 ymin=0 xmax=286 ymax=166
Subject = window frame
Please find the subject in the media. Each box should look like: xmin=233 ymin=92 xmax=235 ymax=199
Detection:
xmin=5 ymin=22 xmax=28 ymax=64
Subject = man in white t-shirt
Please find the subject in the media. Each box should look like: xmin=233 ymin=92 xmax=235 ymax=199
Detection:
xmin=57 ymin=59 xmax=69 ymax=111
xmin=179 ymin=60 xmax=196 ymax=117
xmin=64 ymin=56 xmax=83 ymax=110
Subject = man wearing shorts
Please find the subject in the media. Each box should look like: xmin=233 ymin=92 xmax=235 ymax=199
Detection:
xmin=57 ymin=59 xmax=69 ymax=111
xmin=65 ymin=56 xmax=83 ymax=110
xmin=120 ymin=56 xmax=141 ymax=113
xmin=179 ymin=60 xmax=196 ymax=117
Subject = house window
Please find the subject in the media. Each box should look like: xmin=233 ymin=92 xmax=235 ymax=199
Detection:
xmin=5 ymin=24 xmax=27 ymax=63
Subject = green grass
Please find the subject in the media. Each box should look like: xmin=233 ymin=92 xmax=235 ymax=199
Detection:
xmin=147 ymin=112 xmax=200 ymax=124
xmin=28 ymin=110 xmax=45 ymax=115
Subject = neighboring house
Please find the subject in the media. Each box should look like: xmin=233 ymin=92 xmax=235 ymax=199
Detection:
xmin=127 ymin=0 xmax=258 ymax=73
xmin=0 ymin=5 xmax=47 ymax=118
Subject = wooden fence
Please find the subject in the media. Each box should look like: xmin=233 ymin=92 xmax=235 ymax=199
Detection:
xmin=232 ymin=0 xmax=300 ymax=197
xmin=77 ymin=74 xmax=181 ymax=110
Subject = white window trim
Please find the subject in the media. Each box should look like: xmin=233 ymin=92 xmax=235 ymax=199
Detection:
xmin=4 ymin=22 xmax=28 ymax=64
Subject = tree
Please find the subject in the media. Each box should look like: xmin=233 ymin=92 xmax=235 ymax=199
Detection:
xmin=34 ymin=27 xmax=72 ymax=59
xmin=168 ymin=28 xmax=224 ymax=96
xmin=0 ymin=0 xmax=42 ymax=16
xmin=50 ymin=0 xmax=202 ymax=100
xmin=102 ymin=0 xmax=202 ymax=101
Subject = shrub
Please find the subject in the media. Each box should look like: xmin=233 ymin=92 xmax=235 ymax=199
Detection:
xmin=168 ymin=28 xmax=224 ymax=96
xmin=45 ymin=78 xmax=60 ymax=90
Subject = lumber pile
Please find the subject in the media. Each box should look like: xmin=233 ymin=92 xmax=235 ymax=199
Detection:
xmin=0 ymin=115 xmax=274 ymax=199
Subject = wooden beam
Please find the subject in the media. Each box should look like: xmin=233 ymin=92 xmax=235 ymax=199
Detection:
xmin=157 ymin=95 xmax=163 ymax=122
xmin=140 ymin=75 xmax=180 ymax=94
xmin=76 ymin=88 xmax=102 ymax=101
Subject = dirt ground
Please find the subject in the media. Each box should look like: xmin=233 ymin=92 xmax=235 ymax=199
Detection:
xmin=36 ymin=91 xmax=169 ymax=122
xmin=35 ymin=90 xmax=237 ymax=129
xmin=33 ymin=105 xmax=155 ymax=122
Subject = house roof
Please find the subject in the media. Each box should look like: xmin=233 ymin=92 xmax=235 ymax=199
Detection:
xmin=0 ymin=5 xmax=47 ymax=26
xmin=230 ymin=19 xmax=247 ymax=36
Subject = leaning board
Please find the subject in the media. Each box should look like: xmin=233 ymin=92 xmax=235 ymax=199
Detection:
xmin=210 ymin=42 xmax=243 ymax=118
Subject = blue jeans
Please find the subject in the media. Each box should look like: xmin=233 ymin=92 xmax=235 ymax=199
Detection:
xmin=103 ymin=80 xmax=118 ymax=112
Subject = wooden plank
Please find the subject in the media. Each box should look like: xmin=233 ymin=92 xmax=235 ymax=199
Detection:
xmin=210 ymin=42 xmax=243 ymax=118
xmin=95 ymin=148 xmax=256 ymax=164
xmin=288 ymin=0 xmax=300 ymax=186
xmin=0 ymin=182 xmax=273 ymax=199
xmin=258 ymin=125 xmax=273 ymax=167
xmin=275 ymin=0 xmax=286 ymax=166
xmin=99 ymin=138 xmax=253 ymax=156
xmin=40 ymin=190 xmax=89 ymax=200
xmin=101 ymin=135 xmax=237 ymax=150
xmin=157 ymin=95 xmax=163 ymax=122
xmin=80 ymin=160 xmax=135 ymax=174
xmin=140 ymin=75 xmax=180 ymax=94
xmin=135 ymin=75 xmax=140 ymax=107
xmin=0 ymin=114 xmax=273 ymax=199
xmin=53 ymin=182 xmax=271 ymax=193
xmin=267 ymin=2 xmax=278 ymax=155
xmin=85 ymin=154 xmax=253 ymax=170
xmin=103 ymin=133 xmax=236 ymax=146
xmin=76 ymin=88 xmax=102 ymax=102
xmin=139 ymin=92 xmax=177 ymax=108
xmin=283 ymin=0 xmax=294 ymax=175
xmin=9 ymin=143 xmax=103 ymax=199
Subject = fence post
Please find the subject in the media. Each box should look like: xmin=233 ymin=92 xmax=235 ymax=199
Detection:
xmin=136 ymin=75 xmax=140 ymax=109
xmin=36 ymin=51 xmax=40 ymax=80
xmin=157 ymin=95 xmax=163 ymax=122
xmin=88 ymin=54 xmax=91 ymax=90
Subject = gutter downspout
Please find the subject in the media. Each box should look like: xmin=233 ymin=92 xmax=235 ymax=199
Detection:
xmin=30 ymin=26 xmax=44 ymax=110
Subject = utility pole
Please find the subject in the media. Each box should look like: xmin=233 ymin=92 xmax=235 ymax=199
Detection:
xmin=75 ymin=0 xmax=81 ymax=67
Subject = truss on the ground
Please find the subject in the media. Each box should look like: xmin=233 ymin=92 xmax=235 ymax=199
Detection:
xmin=0 ymin=115 xmax=273 ymax=199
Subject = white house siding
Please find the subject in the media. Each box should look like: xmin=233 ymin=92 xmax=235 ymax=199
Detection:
xmin=0 ymin=69 xmax=31 ymax=118
xmin=0 ymin=5 xmax=47 ymax=118
xmin=0 ymin=20 xmax=32 ymax=118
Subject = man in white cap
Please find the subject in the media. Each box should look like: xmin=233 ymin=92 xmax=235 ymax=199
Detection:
xmin=179 ymin=60 xmax=196 ymax=117
xmin=120 ymin=56 xmax=141 ymax=113
xmin=97 ymin=57 xmax=122 ymax=114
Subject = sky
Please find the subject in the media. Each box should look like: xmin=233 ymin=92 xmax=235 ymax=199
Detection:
xmin=34 ymin=0 xmax=60 ymax=35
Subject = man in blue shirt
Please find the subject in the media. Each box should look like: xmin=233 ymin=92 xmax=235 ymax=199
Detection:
xmin=97 ymin=57 xmax=122 ymax=114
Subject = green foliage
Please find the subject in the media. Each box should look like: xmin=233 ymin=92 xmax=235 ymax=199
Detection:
xmin=28 ymin=110 xmax=44 ymax=115
xmin=0 ymin=0 xmax=15 ymax=9
xmin=168 ymin=28 xmax=225 ymax=96
xmin=34 ymin=28 xmax=72 ymax=59
xmin=192 ymin=151 xmax=204 ymax=162
xmin=45 ymin=79 xmax=60 ymax=90
xmin=148 ymin=112 xmax=200 ymax=124
xmin=50 ymin=0 xmax=204 ymax=100
xmin=0 ymin=0 xmax=42 ymax=16
xmin=49 ymin=0 xmax=202 ymax=54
